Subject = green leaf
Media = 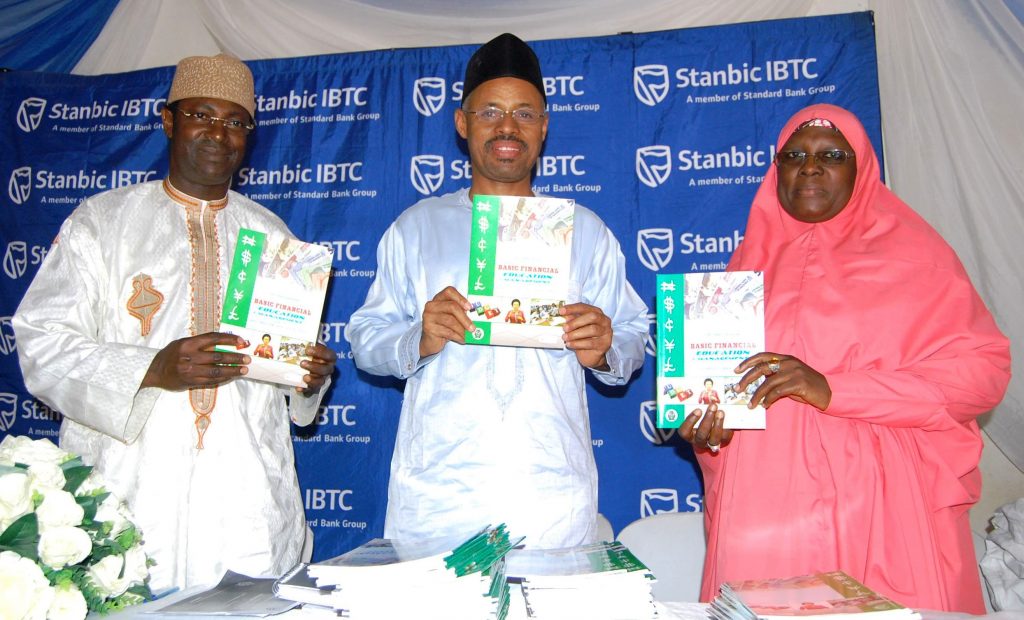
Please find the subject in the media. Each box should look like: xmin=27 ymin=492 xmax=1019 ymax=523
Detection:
xmin=115 ymin=526 xmax=140 ymax=550
xmin=89 ymin=543 xmax=118 ymax=563
xmin=76 ymin=491 xmax=108 ymax=522
xmin=127 ymin=583 xmax=154 ymax=599
xmin=76 ymin=494 xmax=98 ymax=520
xmin=78 ymin=574 xmax=107 ymax=613
xmin=0 ymin=464 xmax=27 ymax=475
xmin=108 ymin=590 xmax=147 ymax=611
xmin=63 ymin=464 xmax=93 ymax=494
xmin=50 ymin=568 xmax=75 ymax=586
xmin=60 ymin=456 xmax=84 ymax=471
xmin=0 ymin=512 xmax=39 ymax=560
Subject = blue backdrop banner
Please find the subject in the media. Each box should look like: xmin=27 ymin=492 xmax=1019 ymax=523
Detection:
xmin=0 ymin=12 xmax=881 ymax=561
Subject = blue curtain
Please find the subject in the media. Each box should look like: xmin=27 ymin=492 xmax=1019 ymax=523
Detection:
xmin=0 ymin=0 xmax=120 ymax=73
xmin=1009 ymin=0 xmax=1024 ymax=25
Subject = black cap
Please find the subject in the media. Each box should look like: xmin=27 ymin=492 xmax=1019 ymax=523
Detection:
xmin=463 ymin=33 xmax=546 ymax=104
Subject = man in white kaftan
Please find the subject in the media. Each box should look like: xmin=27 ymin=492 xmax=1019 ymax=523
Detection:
xmin=12 ymin=55 xmax=336 ymax=592
xmin=345 ymin=34 xmax=648 ymax=548
xmin=347 ymin=188 xmax=647 ymax=547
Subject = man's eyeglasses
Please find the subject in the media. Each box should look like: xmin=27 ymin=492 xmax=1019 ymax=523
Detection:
xmin=173 ymin=106 xmax=255 ymax=133
xmin=775 ymin=149 xmax=855 ymax=167
xmin=463 ymin=106 xmax=546 ymax=125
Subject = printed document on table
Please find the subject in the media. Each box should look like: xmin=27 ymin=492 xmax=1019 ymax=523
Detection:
xmin=153 ymin=571 xmax=298 ymax=616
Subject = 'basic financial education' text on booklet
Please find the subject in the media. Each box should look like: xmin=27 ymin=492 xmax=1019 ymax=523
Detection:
xmin=218 ymin=228 xmax=333 ymax=387
xmin=656 ymin=271 xmax=765 ymax=429
xmin=465 ymin=194 xmax=574 ymax=350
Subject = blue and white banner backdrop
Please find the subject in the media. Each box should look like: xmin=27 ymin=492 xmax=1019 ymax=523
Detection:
xmin=0 ymin=12 xmax=880 ymax=561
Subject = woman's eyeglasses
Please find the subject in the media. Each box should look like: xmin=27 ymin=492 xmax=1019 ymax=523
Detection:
xmin=775 ymin=149 xmax=855 ymax=167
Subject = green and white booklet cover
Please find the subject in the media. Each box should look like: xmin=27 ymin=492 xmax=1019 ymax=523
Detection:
xmin=218 ymin=228 xmax=333 ymax=387
xmin=465 ymin=194 xmax=574 ymax=349
xmin=656 ymin=271 xmax=766 ymax=430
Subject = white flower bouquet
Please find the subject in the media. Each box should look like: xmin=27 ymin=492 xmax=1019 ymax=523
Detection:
xmin=0 ymin=435 xmax=152 ymax=619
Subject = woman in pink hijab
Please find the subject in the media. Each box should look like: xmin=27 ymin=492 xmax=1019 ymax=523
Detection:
xmin=679 ymin=103 xmax=1010 ymax=612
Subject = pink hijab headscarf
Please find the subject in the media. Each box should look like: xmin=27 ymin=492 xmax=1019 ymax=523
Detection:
xmin=699 ymin=104 xmax=1010 ymax=612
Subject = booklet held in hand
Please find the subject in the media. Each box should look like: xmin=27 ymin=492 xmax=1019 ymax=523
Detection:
xmin=218 ymin=228 xmax=333 ymax=387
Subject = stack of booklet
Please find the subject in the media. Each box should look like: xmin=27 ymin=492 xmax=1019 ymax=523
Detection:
xmin=505 ymin=541 xmax=658 ymax=620
xmin=274 ymin=525 xmax=521 ymax=620
xmin=710 ymin=571 xmax=922 ymax=620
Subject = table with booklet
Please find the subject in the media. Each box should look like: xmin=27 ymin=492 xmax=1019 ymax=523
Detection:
xmin=106 ymin=526 xmax=1015 ymax=620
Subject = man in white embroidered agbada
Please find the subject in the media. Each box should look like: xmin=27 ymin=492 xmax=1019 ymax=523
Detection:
xmin=12 ymin=54 xmax=337 ymax=592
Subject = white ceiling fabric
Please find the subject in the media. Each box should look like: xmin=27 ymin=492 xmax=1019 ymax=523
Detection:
xmin=76 ymin=0 xmax=817 ymax=68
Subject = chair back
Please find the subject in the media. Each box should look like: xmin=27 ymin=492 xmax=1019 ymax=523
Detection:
xmin=617 ymin=511 xmax=706 ymax=602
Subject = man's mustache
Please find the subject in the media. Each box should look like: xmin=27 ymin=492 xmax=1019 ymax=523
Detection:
xmin=485 ymin=134 xmax=527 ymax=148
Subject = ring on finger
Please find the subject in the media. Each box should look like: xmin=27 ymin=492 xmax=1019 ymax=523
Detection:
xmin=767 ymin=357 xmax=781 ymax=374
xmin=706 ymin=441 xmax=721 ymax=453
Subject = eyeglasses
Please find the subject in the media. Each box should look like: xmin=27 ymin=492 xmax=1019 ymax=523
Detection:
xmin=463 ymin=106 xmax=546 ymax=125
xmin=775 ymin=149 xmax=855 ymax=167
xmin=174 ymin=107 xmax=255 ymax=133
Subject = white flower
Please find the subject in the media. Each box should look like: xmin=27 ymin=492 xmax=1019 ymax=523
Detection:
xmin=47 ymin=582 xmax=87 ymax=620
xmin=123 ymin=544 xmax=150 ymax=586
xmin=0 ymin=436 xmax=67 ymax=469
xmin=87 ymin=554 xmax=131 ymax=598
xmin=37 ymin=526 xmax=91 ymax=570
xmin=94 ymin=495 xmax=129 ymax=537
xmin=35 ymin=490 xmax=84 ymax=531
xmin=0 ymin=470 xmax=32 ymax=532
xmin=27 ymin=462 xmax=66 ymax=497
xmin=0 ymin=550 xmax=55 ymax=620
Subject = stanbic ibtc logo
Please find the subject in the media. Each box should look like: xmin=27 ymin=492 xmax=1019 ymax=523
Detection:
xmin=640 ymin=488 xmax=679 ymax=517
xmin=637 ymin=228 xmax=673 ymax=272
xmin=413 ymin=78 xmax=447 ymax=117
xmin=305 ymin=488 xmax=353 ymax=511
xmin=410 ymin=155 xmax=445 ymax=196
xmin=319 ymin=322 xmax=347 ymax=344
xmin=0 ymin=393 xmax=16 ymax=432
xmin=3 ymin=242 xmax=28 ymax=279
xmin=635 ymin=146 xmax=671 ymax=189
xmin=317 ymin=404 xmax=357 ymax=427
xmin=8 ymin=167 xmax=32 ymax=205
xmin=0 ymin=317 xmax=16 ymax=356
xmin=639 ymin=401 xmax=674 ymax=445
xmin=3 ymin=241 xmax=47 ymax=279
xmin=17 ymin=98 xmax=47 ymax=133
xmin=633 ymin=65 xmax=669 ymax=107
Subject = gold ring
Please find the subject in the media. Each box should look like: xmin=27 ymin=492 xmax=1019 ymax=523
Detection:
xmin=767 ymin=357 xmax=781 ymax=374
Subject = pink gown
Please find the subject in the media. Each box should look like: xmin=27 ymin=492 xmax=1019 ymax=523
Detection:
xmin=699 ymin=104 xmax=1011 ymax=612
